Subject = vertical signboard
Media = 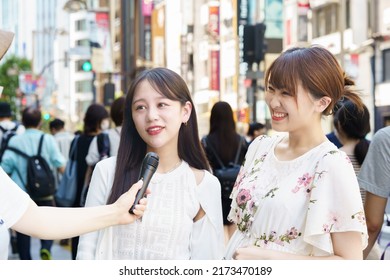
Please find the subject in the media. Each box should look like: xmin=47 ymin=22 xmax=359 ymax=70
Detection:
xmin=152 ymin=4 xmax=165 ymax=67
xmin=88 ymin=11 xmax=114 ymax=73
xmin=209 ymin=3 xmax=220 ymax=92
xmin=210 ymin=49 xmax=220 ymax=91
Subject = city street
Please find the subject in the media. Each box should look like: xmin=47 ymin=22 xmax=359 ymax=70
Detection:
xmin=8 ymin=238 xmax=71 ymax=260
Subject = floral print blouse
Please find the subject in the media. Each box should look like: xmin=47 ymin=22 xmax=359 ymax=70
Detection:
xmin=224 ymin=135 xmax=368 ymax=258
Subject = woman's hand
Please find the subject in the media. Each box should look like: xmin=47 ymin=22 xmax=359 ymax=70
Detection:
xmin=114 ymin=180 xmax=150 ymax=225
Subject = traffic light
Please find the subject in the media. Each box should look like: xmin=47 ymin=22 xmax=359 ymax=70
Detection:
xmin=43 ymin=113 xmax=50 ymax=121
xmin=243 ymin=23 xmax=267 ymax=65
xmin=254 ymin=23 xmax=266 ymax=63
xmin=82 ymin=60 xmax=92 ymax=72
xmin=103 ymin=82 xmax=115 ymax=106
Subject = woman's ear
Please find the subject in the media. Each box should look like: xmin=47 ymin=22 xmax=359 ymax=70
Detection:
xmin=316 ymin=96 xmax=332 ymax=113
xmin=182 ymin=101 xmax=192 ymax=123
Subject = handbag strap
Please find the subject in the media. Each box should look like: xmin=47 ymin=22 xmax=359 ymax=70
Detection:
xmin=37 ymin=134 xmax=44 ymax=156
xmin=204 ymin=136 xmax=244 ymax=169
xmin=69 ymin=136 xmax=79 ymax=159
xmin=233 ymin=136 xmax=244 ymax=165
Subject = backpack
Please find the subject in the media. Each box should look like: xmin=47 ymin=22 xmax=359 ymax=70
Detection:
xmin=7 ymin=134 xmax=56 ymax=200
xmin=203 ymin=136 xmax=244 ymax=199
xmin=97 ymin=132 xmax=110 ymax=160
xmin=0 ymin=124 xmax=19 ymax=162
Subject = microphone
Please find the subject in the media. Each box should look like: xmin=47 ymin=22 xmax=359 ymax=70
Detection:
xmin=129 ymin=152 xmax=159 ymax=214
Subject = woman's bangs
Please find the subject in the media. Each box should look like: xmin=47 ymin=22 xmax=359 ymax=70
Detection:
xmin=267 ymin=53 xmax=299 ymax=96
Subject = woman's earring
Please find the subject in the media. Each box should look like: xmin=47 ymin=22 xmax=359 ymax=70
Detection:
xmin=183 ymin=121 xmax=188 ymax=126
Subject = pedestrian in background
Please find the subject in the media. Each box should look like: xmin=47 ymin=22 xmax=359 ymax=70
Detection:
xmin=1 ymin=106 xmax=66 ymax=260
xmin=225 ymin=46 xmax=367 ymax=260
xmin=0 ymin=101 xmax=25 ymax=162
xmin=69 ymin=103 xmax=109 ymax=259
xmin=49 ymin=118 xmax=75 ymax=163
xmin=333 ymin=96 xmax=381 ymax=260
xmin=49 ymin=117 xmax=75 ymax=247
xmin=86 ymin=96 xmax=125 ymax=166
xmin=358 ymin=126 xmax=390 ymax=259
xmin=334 ymin=100 xmax=371 ymax=201
xmin=247 ymin=122 xmax=267 ymax=143
xmin=77 ymin=67 xmax=224 ymax=260
xmin=201 ymin=101 xmax=248 ymax=243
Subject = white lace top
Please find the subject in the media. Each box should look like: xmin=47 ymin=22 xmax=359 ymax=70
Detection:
xmin=224 ymin=135 xmax=368 ymax=259
xmin=77 ymin=157 xmax=224 ymax=260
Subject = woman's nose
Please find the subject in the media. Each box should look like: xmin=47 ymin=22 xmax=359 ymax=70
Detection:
xmin=266 ymin=93 xmax=281 ymax=108
xmin=146 ymin=106 xmax=159 ymax=121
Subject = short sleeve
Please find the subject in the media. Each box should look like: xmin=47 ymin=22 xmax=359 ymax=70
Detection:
xmin=86 ymin=136 xmax=99 ymax=166
xmin=0 ymin=167 xmax=30 ymax=228
xmin=358 ymin=128 xmax=390 ymax=198
xmin=304 ymin=151 xmax=368 ymax=255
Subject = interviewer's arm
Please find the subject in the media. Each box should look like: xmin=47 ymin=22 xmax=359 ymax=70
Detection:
xmin=11 ymin=180 xmax=147 ymax=239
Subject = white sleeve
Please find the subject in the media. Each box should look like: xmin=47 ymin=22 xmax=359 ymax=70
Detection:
xmin=190 ymin=173 xmax=225 ymax=259
xmin=86 ymin=136 xmax=99 ymax=166
xmin=0 ymin=167 xmax=30 ymax=228
xmin=76 ymin=159 xmax=113 ymax=259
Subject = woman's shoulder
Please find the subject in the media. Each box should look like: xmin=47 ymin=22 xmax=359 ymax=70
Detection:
xmin=247 ymin=134 xmax=278 ymax=151
xmin=188 ymin=165 xmax=219 ymax=186
xmin=95 ymin=156 xmax=117 ymax=171
xmin=315 ymin=141 xmax=351 ymax=167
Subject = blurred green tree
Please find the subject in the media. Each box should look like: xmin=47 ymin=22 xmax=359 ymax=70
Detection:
xmin=0 ymin=55 xmax=31 ymax=118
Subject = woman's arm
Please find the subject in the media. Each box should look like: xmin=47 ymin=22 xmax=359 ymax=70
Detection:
xmin=11 ymin=180 xmax=147 ymax=240
xmin=233 ymin=231 xmax=363 ymax=260
xmin=363 ymin=192 xmax=387 ymax=259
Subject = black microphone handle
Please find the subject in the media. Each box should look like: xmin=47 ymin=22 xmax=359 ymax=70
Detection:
xmin=129 ymin=166 xmax=155 ymax=214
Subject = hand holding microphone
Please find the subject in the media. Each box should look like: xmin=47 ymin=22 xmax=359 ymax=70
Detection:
xmin=129 ymin=152 xmax=159 ymax=214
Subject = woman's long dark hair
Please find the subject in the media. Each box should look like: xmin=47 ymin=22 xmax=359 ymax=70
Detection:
xmin=207 ymin=101 xmax=240 ymax=162
xmin=107 ymin=67 xmax=210 ymax=204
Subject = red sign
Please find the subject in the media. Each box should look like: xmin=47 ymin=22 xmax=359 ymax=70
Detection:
xmin=210 ymin=50 xmax=220 ymax=91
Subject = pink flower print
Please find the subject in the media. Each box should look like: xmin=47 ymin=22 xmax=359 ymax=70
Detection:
xmin=236 ymin=189 xmax=252 ymax=206
xmin=323 ymin=224 xmax=330 ymax=233
xmin=328 ymin=212 xmax=339 ymax=225
xmin=345 ymin=156 xmax=351 ymax=164
xmin=285 ymin=227 xmax=299 ymax=240
xmin=297 ymin=173 xmax=312 ymax=187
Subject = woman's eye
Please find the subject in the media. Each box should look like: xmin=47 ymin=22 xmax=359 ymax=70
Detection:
xmin=158 ymin=103 xmax=168 ymax=108
xmin=267 ymin=86 xmax=274 ymax=92
xmin=135 ymin=105 xmax=146 ymax=110
xmin=282 ymin=91 xmax=292 ymax=96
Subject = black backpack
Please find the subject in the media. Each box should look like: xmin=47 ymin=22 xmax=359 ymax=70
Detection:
xmin=97 ymin=132 xmax=110 ymax=160
xmin=202 ymin=136 xmax=245 ymax=199
xmin=0 ymin=124 xmax=19 ymax=162
xmin=7 ymin=134 xmax=56 ymax=200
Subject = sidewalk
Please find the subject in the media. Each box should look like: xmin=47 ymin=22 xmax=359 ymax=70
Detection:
xmin=8 ymin=237 xmax=72 ymax=260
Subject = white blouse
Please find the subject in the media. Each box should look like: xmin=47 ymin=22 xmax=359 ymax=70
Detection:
xmin=77 ymin=157 xmax=224 ymax=260
xmin=225 ymin=135 xmax=368 ymax=259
